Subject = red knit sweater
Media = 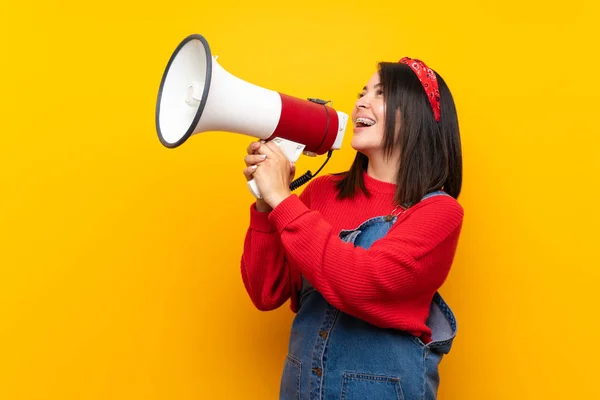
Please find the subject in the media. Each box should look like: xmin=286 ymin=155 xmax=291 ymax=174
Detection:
xmin=240 ymin=172 xmax=464 ymax=343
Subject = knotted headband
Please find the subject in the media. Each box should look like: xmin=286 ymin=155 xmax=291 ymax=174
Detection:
xmin=399 ymin=57 xmax=441 ymax=122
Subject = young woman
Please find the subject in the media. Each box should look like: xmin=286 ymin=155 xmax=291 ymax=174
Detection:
xmin=240 ymin=57 xmax=464 ymax=399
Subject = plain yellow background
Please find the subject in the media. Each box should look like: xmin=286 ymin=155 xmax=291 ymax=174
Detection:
xmin=1 ymin=0 xmax=599 ymax=399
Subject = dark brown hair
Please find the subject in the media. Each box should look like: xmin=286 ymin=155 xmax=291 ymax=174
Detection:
xmin=335 ymin=61 xmax=462 ymax=207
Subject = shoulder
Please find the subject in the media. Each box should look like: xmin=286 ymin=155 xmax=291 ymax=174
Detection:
xmin=415 ymin=193 xmax=464 ymax=216
xmin=381 ymin=193 xmax=464 ymax=256
xmin=396 ymin=193 xmax=464 ymax=232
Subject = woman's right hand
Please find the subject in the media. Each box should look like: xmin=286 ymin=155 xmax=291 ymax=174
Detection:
xmin=243 ymin=141 xmax=271 ymax=212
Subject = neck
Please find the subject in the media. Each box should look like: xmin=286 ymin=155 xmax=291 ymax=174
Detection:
xmin=366 ymin=154 xmax=399 ymax=184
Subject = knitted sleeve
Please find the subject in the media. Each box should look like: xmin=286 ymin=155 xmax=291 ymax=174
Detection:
xmin=267 ymin=194 xmax=464 ymax=327
xmin=240 ymin=182 xmax=314 ymax=311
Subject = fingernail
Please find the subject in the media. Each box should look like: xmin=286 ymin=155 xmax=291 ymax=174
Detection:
xmin=251 ymin=165 xmax=257 ymax=170
xmin=259 ymin=154 xmax=267 ymax=159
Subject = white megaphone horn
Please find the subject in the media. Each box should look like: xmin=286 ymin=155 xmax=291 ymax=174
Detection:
xmin=155 ymin=34 xmax=348 ymax=199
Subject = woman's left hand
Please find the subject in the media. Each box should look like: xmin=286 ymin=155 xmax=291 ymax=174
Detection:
xmin=251 ymin=141 xmax=294 ymax=208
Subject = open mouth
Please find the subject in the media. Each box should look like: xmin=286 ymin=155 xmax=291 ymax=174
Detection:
xmin=355 ymin=117 xmax=376 ymax=128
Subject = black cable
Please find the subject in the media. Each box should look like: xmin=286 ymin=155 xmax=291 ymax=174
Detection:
xmin=289 ymin=150 xmax=333 ymax=191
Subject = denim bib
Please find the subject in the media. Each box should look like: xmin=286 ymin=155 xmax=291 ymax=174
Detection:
xmin=280 ymin=191 xmax=457 ymax=400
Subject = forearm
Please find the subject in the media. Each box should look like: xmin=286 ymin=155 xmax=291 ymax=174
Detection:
xmin=269 ymin=195 xmax=463 ymax=319
xmin=278 ymin=213 xmax=420 ymax=309
xmin=240 ymin=203 xmax=291 ymax=311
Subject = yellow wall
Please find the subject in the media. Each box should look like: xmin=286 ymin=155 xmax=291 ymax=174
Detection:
xmin=1 ymin=0 xmax=598 ymax=398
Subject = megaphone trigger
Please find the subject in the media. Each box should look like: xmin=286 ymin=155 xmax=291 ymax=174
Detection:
xmin=270 ymin=138 xmax=306 ymax=162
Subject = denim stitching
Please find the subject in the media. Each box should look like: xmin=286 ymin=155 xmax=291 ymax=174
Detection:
xmin=319 ymin=308 xmax=339 ymax=399
xmin=422 ymin=346 xmax=428 ymax=400
xmin=285 ymin=354 xmax=301 ymax=400
xmin=340 ymin=372 xmax=404 ymax=400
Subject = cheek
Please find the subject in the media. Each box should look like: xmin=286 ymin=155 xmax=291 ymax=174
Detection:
xmin=375 ymin=103 xmax=386 ymax=120
xmin=375 ymin=124 xmax=386 ymax=140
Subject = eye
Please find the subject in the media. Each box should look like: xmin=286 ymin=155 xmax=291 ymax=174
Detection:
xmin=376 ymin=89 xmax=384 ymax=96
xmin=357 ymin=92 xmax=365 ymax=99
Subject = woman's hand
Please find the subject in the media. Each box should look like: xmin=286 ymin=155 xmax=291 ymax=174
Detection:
xmin=243 ymin=140 xmax=295 ymax=210
xmin=243 ymin=141 xmax=271 ymax=212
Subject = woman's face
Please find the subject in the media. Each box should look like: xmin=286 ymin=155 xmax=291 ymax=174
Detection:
xmin=351 ymin=72 xmax=387 ymax=157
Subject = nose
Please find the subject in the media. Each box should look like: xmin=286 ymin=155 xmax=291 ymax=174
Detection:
xmin=355 ymin=95 xmax=370 ymax=110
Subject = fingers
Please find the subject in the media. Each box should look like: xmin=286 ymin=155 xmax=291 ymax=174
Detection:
xmin=243 ymin=165 xmax=258 ymax=181
xmin=244 ymin=141 xmax=266 ymax=182
xmin=244 ymin=153 xmax=267 ymax=167
xmin=255 ymin=140 xmax=284 ymax=158
xmin=246 ymin=141 xmax=261 ymax=155
xmin=247 ymin=140 xmax=285 ymax=158
xmin=243 ymin=140 xmax=288 ymax=183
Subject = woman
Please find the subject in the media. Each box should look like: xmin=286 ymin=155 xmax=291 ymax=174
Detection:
xmin=240 ymin=57 xmax=464 ymax=399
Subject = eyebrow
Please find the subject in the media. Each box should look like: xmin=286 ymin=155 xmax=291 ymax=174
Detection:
xmin=362 ymin=83 xmax=383 ymax=90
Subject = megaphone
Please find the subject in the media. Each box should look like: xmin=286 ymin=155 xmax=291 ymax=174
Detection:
xmin=155 ymin=34 xmax=348 ymax=198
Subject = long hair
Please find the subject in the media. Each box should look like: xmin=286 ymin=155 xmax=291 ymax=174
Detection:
xmin=335 ymin=61 xmax=462 ymax=207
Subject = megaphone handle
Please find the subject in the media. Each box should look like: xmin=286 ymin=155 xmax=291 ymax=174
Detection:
xmin=248 ymin=178 xmax=262 ymax=199
xmin=246 ymin=138 xmax=304 ymax=200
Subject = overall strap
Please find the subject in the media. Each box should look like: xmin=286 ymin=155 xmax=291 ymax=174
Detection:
xmin=421 ymin=190 xmax=450 ymax=201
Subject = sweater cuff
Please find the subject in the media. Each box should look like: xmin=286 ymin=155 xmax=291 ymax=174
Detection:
xmin=268 ymin=194 xmax=310 ymax=233
xmin=249 ymin=203 xmax=275 ymax=233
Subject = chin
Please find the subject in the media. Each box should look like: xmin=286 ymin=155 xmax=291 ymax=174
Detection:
xmin=351 ymin=147 xmax=375 ymax=160
xmin=350 ymin=139 xmax=363 ymax=153
xmin=351 ymin=138 xmax=375 ymax=154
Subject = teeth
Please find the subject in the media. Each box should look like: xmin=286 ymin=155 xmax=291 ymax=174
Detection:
xmin=356 ymin=117 xmax=376 ymax=126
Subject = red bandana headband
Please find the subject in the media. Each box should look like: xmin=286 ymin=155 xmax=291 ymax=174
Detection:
xmin=399 ymin=57 xmax=441 ymax=122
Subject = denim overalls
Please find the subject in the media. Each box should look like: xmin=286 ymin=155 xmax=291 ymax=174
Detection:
xmin=280 ymin=191 xmax=458 ymax=400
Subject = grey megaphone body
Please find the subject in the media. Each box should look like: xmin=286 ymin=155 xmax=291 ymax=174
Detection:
xmin=155 ymin=34 xmax=348 ymax=198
